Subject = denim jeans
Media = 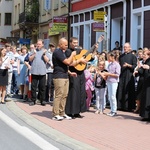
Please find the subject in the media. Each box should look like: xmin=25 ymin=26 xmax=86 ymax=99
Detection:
xmin=107 ymin=82 xmax=118 ymax=113
xmin=95 ymin=87 xmax=105 ymax=111
xmin=7 ymin=72 xmax=13 ymax=95
xmin=12 ymin=70 xmax=19 ymax=94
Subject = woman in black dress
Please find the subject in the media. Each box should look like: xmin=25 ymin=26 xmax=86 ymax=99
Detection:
xmin=0 ymin=47 xmax=10 ymax=104
xmin=136 ymin=49 xmax=150 ymax=121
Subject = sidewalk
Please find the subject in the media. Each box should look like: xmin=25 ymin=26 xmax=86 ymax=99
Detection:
xmin=6 ymin=99 xmax=150 ymax=150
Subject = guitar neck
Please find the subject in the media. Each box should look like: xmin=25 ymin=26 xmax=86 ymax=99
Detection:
xmin=83 ymin=35 xmax=104 ymax=57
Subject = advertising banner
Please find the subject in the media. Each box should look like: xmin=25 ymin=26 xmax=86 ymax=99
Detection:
xmin=93 ymin=22 xmax=104 ymax=32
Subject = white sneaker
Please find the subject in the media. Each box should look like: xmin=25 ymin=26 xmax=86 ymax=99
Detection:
xmin=107 ymin=112 xmax=117 ymax=117
xmin=52 ymin=115 xmax=63 ymax=121
xmin=63 ymin=114 xmax=72 ymax=120
xmin=107 ymin=112 xmax=112 ymax=116
xmin=95 ymin=110 xmax=100 ymax=114
xmin=109 ymin=112 xmax=117 ymax=117
xmin=99 ymin=111 xmax=104 ymax=114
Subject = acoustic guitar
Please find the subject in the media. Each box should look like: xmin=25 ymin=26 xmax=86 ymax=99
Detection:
xmin=73 ymin=35 xmax=104 ymax=71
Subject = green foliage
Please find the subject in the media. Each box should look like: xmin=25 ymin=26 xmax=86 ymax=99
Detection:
xmin=25 ymin=0 xmax=39 ymax=23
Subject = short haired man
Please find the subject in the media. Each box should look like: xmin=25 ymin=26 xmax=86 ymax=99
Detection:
xmin=29 ymin=39 xmax=50 ymax=106
xmin=45 ymin=43 xmax=56 ymax=103
xmin=52 ymin=38 xmax=76 ymax=121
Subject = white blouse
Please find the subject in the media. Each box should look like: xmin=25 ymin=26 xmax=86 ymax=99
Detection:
xmin=0 ymin=56 xmax=10 ymax=69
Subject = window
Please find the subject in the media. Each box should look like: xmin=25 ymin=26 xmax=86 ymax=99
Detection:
xmin=44 ymin=0 xmax=51 ymax=11
xmin=61 ymin=0 xmax=68 ymax=3
xmin=5 ymin=13 xmax=11 ymax=25
xmin=54 ymin=1 xmax=59 ymax=9
xmin=131 ymin=13 xmax=142 ymax=49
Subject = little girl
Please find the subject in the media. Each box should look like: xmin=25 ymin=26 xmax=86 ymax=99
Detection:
xmin=84 ymin=65 xmax=95 ymax=111
xmin=94 ymin=60 xmax=107 ymax=114
xmin=104 ymin=52 xmax=121 ymax=117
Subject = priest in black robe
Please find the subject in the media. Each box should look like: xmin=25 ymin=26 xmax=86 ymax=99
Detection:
xmin=65 ymin=37 xmax=87 ymax=118
xmin=117 ymin=43 xmax=137 ymax=111
xmin=137 ymin=50 xmax=150 ymax=121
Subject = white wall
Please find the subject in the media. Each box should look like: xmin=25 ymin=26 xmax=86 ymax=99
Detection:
xmin=0 ymin=0 xmax=13 ymax=38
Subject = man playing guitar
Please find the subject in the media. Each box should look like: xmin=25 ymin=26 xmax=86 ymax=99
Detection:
xmin=65 ymin=35 xmax=104 ymax=119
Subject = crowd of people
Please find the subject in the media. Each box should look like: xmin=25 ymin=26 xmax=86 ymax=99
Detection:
xmin=0 ymin=38 xmax=150 ymax=122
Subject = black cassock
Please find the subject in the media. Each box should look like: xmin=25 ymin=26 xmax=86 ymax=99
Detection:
xmin=138 ymin=58 xmax=150 ymax=119
xmin=117 ymin=52 xmax=137 ymax=111
xmin=65 ymin=49 xmax=87 ymax=115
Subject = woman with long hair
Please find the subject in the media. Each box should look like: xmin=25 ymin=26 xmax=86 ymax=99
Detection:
xmin=0 ymin=47 xmax=10 ymax=104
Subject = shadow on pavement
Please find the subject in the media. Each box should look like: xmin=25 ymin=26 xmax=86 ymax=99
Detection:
xmin=31 ymin=111 xmax=52 ymax=119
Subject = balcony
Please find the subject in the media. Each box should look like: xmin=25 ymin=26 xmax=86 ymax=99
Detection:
xmin=19 ymin=12 xmax=39 ymax=24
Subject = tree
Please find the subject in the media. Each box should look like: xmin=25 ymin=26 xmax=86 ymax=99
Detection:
xmin=25 ymin=0 xmax=39 ymax=23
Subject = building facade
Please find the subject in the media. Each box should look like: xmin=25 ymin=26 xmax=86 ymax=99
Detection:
xmin=0 ymin=0 xmax=13 ymax=45
xmin=70 ymin=0 xmax=150 ymax=52
xmin=39 ymin=0 xmax=69 ymax=48
xmin=10 ymin=0 xmax=69 ymax=47
xmin=9 ymin=0 xmax=150 ymax=50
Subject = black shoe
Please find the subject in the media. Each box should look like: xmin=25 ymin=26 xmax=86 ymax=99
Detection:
xmin=1 ymin=101 xmax=6 ymax=104
xmin=23 ymin=95 xmax=28 ymax=102
xmin=15 ymin=90 xmax=19 ymax=95
xmin=67 ymin=114 xmax=76 ymax=119
xmin=19 ymin=95 xmax=23 ymax=99
xmin=29 ymin=101 xmax=35 ymax=106
xmin=41 ymin=101 xmax=46 ymax=106
xmin=141 ymin=118 xmax=150 ymax=121
xmin=74 ymin=114 xmax=84 ymax=118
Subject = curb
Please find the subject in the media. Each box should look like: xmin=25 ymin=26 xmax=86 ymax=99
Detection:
xmin=6 ymin=100 xmax=98 ymax=150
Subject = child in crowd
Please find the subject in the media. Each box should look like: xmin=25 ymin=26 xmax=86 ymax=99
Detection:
xmin=104 ymin=52 xmax=121 ymax=117
xmin=84 ymin=65 xmax=95 ymax=111
xmin=94 ymin=60 xmax=107 ymax=114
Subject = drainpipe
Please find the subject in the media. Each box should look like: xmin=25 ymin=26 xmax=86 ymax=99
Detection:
xmin=23 ymin=0 xmax=26 ymax=38
xmin=68 ymin=0 xmax=71 ymax=48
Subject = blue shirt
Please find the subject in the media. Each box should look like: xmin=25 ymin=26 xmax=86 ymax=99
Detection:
xmin=30 ymin=48 xmax=50 ymax=75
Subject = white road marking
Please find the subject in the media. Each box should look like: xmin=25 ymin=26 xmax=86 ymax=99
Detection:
xmin=0 ymin=110 xmax=59 ymax=150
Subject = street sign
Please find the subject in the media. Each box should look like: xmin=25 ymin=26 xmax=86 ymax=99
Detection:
xmin=48 ymin=28 xmax=59 ymax=36
xmin=94 ymin=11 xmax=106 ymax=22
xmin=53 ymin=17 xmax=68 ymax=32
xmin=19 ymin=38 xmax=31 ymax=45
xmin=93 ymin=22 xmax=104 ymax=32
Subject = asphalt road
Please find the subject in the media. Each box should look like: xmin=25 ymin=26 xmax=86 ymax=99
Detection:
xmin=0 ymin=103 xmax=72 ymax=150
xmin=0 ymin=119 xmax=42 ymax=150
